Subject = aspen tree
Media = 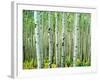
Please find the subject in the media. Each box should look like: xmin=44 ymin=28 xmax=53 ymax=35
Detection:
xmin=48 ymin=12 xmax=53 ymax=68
xmin=73 ymin=13 xmax=80 ymax=67
xmin=80 ymin=14 xmax=83 ymax=62
xmin=55 ymin=12 xmax=60 ymax=67
xmin=40 ymin=12 xmax=44 ymax=67
xmin=61 ymin=12 xmax=65 ymax=67
xmin=34 ymin=11 xmax=41 ymax=68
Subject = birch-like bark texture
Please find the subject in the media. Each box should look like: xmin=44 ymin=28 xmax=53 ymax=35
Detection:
xmin=73 ymin=13 xmax=80 ymax=67
xmin=40 ymin=12 xmax=44 ymax=68
xmin=48 ymin=12 xmax=53 ymax=68
xmin=34 ymin=11 xmax=41 ymax=68
xmin=80 ymin=14 xmax=83 ymax=62
xmin=88 ymin=24 xmax=91 ymax=65
xmin=61 ymin=12 xmax=65 ymax=67
xmin=23 ymin=10 xmax=91 ymax=69
xmin=55 ymin=12 xmax=59 ymax=67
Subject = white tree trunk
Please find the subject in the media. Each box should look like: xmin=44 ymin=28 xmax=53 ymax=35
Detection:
xmin=55 ymin=12 xmax=59 ymax=67
xmin=61 ymin=12 xmax=65 ymax=67
xmin=35 ymin=27 xmax=41 ymax=68
xmin=73 ymin=13 xmax=80 ymax=67
xmin=48 ymin=12 xmax=53 ymax=68
xmin=34 ymin=11 xmax=41 ymax=68
xmin=40 ymin=12 xmax=44 ymax=68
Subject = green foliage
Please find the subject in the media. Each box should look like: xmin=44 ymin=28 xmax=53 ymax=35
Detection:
xmin=82 ymin=59 xmax=90 ymax=66
xmin=51 ymin=64 xmax=57 ymax=68
xmin=76 ymin=58 xmax=82 ymax=66
xmin=44 ymin=63 xmax=48 ymax=68
xmin=23 ymin=59 xmax=34 ymax=69
xmin=23 ymin=10 xmax=91 ymax=69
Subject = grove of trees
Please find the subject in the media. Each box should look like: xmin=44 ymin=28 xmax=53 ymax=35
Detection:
xmin=23 ymin=10 xmax=91 ymax=69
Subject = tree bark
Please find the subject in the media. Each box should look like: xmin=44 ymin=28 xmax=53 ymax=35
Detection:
xmin=48 ymin=12 xmax=53 ymax=68
xmin=61 ymin=12 xmax=65 ymax=67
xmin=40 ymin=12 xmax=44 ymax=67
xmin=34 ymin=11 xmax=41 ymax=68
xmin=55 ymin=12 xmax=60 ymax=67
xmin=73 ymin=13 xmax=80 ymax=67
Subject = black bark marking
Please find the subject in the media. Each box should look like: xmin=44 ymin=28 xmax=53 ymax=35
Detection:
xmin=62 ymin=56 xmax=64 ymax=57
xmin=35 ymin=41 xmax=36 ymax=44
xmin=76 ymin=46 xmax=78 ymax=48
xmin=56 ymin=44 xmax=58 ymax=47
xmin=63 ymin=37 xmax=65 ymax=40
xmin=48 ymin=28 xmax=51 ymax=31
xmin=62 ymin=42 xmax=64 ymax=46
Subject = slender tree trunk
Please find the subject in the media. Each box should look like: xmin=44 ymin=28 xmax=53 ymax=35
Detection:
xmin=40 ymin=12 xmax=44 ymax=68
xmin=24 ymin=18 xmax=27 ymax=61
xmin=48 ymin=12 xmax=53 ymax=68
xmin=55 ymin=12 xmax=59 ymax=67
xmin=61 ymin=12 xmax=65 ymax=67
xmin=88 ymin=29 xmax=91 ymax=65
xmin=69 ymin=32 xmax=71 ymax=63
xmin=86 ymin=20 xmax=90 ymax=63
xmin=39 ymin=12 xmax=43 ymax=68
xmin=30 ymin=25 xmax=32 ymax=60
xmin=26 ymin=15 xmax=29 ymax=61
xmin=83 ymin=32 xmax=86 ymax=62
xmin=87 ymin=20 xmax=91 ymax=64
xmin=79 ymin=15 xmax=82 ymax=62
xmin=34 ymin=11 xmax=41 ymax=68
xmin=73 ymin=13 xmax=80 ymax=67
xmin=44 ymin=31 xmax=48 ymax=59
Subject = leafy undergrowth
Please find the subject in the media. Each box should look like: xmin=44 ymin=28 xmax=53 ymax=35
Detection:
xmin=23 ymin=58 xmax=90 ymax=69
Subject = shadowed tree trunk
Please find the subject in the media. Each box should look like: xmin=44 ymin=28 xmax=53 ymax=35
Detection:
xmin=39 ymin=12 xmax=44 ymax=68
